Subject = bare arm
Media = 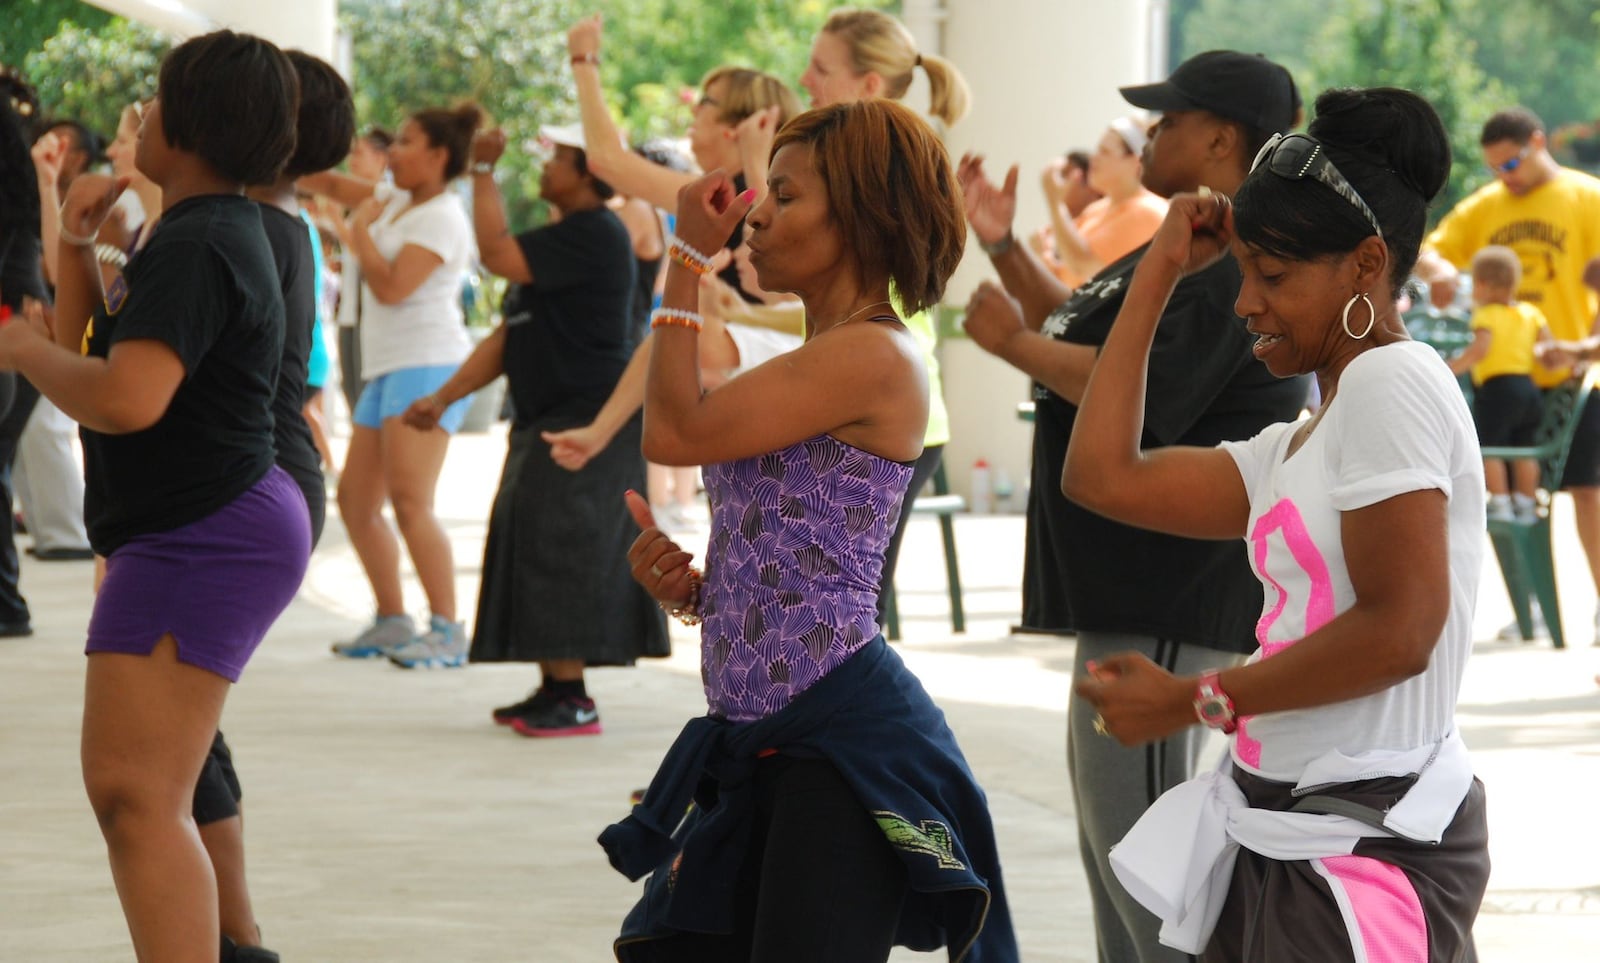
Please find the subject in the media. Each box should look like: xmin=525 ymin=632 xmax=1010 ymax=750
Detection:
xmin=298 ymin=170 xmax=377 ymax=210
xmin=643 ymin=174 xmax=924 ymax=467
xmin=1080 ymin=488 xmax=1450 ymax=745
xmin=4 ymin=326 xmax=184 ymax=434
xmin=568 ymin=17 xmax=695 ymax=213
xmin=345 ymin=199 xmax=446 ymax=306
xmin=962 ymin=281 xmax=1098 ymax=403
xmin=956 ymin=154 xmax=1074 ymax=329
xmin=1061 ymin=195 xmax=1251 ymax=540
xmin=469 ymin=173 xmax=532 ymax=284
xmin=1446 ymin=329 xmax=1489 ymax=376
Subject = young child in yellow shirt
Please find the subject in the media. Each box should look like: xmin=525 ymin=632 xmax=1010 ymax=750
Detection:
xmin=1449 ymin=245 xmax=1550 ymax=520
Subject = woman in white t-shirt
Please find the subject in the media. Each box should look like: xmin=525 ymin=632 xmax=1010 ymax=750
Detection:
xmin=1063 ymin=88 xmax=1489 ymax=962
xmin=302 ymin=103 xmax=480 ymax=666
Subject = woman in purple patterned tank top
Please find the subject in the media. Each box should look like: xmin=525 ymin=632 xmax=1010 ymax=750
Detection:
xmin=608 ymin=102 xmax=1016 ymax=962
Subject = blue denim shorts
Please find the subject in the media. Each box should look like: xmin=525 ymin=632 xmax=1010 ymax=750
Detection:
xmin=352 ymin=365 xmax=470 ymax=433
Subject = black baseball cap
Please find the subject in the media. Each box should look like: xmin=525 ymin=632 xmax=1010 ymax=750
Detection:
xmin=1119 ymin=50 xmax=1300 ymax=133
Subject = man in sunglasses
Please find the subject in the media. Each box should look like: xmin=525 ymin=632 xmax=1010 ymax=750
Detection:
xmin=1417 ymin=107 xmax=1600 ymax=642
xmin=958 ymin=49 xmax=1309 ymax=963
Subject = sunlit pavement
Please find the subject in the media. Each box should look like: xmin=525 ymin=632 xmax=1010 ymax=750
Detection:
xmin=2 ymin=424 xmax=1597 ymax=960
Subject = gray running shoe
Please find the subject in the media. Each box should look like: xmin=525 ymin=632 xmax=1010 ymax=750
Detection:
xmin=388 ymin=617 xmax=468 ymax=669
xmin=331 ymin=614 xmax=416 ymax=659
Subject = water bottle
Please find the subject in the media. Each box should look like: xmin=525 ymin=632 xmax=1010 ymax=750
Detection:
xmin=993 ymin=467 xmax=1014 ymax=513
xmin=970 ymin=459 xmax=992 ymax=515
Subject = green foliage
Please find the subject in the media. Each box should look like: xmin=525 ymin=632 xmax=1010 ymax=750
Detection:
xmin=592 ymin=0 xmax=896 ymax=140
xmin=0 ymin=0 xmax=112 ymax=69
xmin=340 ymin=0 xmax=578 ymax=229
xmin=20 ymin=17 xmax=167 ymax=141
xmin=1170 ymin=0 xmax=1518 ymax=218
xmin=1307 ymin=0 xmax=1510 ymax=216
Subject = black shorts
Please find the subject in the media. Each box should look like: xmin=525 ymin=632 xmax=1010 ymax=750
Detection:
xmin=1473 ymin=374 xmax=1541 ymax=448
xmin=193 ymin=730 xmax=243 ymax=825
xmin=1561 ymin=392 xmax=1600 ymax=489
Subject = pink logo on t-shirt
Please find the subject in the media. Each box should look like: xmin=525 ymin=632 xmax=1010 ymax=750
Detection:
xmin=1236 ymin=497 xmax=1335 ymax=767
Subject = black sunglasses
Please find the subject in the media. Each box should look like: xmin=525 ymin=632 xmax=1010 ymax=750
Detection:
xmin=1250 ymin=133 xmax=1383 ymax=239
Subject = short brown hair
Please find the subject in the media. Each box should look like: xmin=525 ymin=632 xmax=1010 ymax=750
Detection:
xmin=1471 ymin=245 xmax=1521 ymax=290
xmin=700 ymin=66 xmax=801 ymax=129
xmin=409 ymin=102 xmax=486 ymax=181
xmin=772 ymin=100 xmax=965 ymax=315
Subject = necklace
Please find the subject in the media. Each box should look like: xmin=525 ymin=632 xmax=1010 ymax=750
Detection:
xmin=835 ymin=299 xmax=894 ymax=328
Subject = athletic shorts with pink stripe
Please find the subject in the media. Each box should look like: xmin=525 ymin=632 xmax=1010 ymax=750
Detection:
xmin=1203 ymin=766 xmax=1489 ymax=963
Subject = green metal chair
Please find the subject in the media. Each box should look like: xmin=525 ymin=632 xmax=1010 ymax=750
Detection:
xmin=1480 ymin=367 xmax=1599 ymax=649
xmin=883 ymin=461 xmax=966 ymax=641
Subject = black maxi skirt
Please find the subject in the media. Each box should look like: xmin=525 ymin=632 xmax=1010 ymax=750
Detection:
xmin=469 ymin=414 xmax=670 ymax=666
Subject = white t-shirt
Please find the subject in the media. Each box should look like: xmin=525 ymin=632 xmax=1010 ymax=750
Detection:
xmin=1220 ymin=341 xmax=1483 ymax=781
xmin=357 ymin=187 xmax=474 ymax=378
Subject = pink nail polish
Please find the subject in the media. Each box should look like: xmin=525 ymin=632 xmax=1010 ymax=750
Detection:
xmin=738 ymin=188 xmax=757 ymax=204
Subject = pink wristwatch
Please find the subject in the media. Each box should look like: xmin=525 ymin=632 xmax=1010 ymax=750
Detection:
xmin=1193 ymin=670 xmax=1238 ymax=734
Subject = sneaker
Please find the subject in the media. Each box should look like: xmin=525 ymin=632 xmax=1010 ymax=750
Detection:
xmin=492 ymin=687 xmax=554 ymax=726
xmin=1495 ymin=602 xmax=1548 ymax=642
xmin=1512 ymin=493 xmax=1539 ymax=522
xmin=1486 ymin=495 xmax=1513 ymax=523
xmin=331 ymin=614 xmax=415 ymax=659
xmin=387 ymin=616 xmax=468 ymax=669
xmin=221 ymin=936 xmax=280 ymax=962
xmin=510 ymin=696 xmax=602 ymax=737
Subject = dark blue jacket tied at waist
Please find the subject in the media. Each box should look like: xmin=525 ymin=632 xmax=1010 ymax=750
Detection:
xmin=599 ymin=636 xmax=1019 ymax=962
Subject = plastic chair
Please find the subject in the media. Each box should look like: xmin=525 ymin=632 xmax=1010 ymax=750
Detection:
xmin=1480 ymin=367 xmax=1599 ymax=649
xmin=883 ymin=461 xmax=966 ymax=641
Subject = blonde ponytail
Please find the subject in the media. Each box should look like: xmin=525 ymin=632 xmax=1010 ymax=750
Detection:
xmin=822 ymin=9 xmax=971 ymax=127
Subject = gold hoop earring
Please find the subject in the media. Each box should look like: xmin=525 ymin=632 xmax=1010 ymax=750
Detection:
xmin=1341 ymin=292 xmax=1376 ymax=340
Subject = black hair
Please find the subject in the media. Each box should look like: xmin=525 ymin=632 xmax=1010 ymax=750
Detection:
xmin=282 ymin=51 xmax=354 ymax=180
xmin=409 ymin=103 xmax=484 ymax=181
xmin=362 ymin=125 xmax=393 ymax=151
xmin=45 ymin=119 xmax=104 ymax=165
xmin=1233 ymin=87 xmax=1450 ymax=293
xmin=569 ymin=148 xmax=615 ymax=201
xmin=1480 ymin=107 xmax=1542 ymax=147
xmin=0 ymin=91 xmax=40 ymax=237
xmin=158 ymin=30 xmax=299 ymax=185
xmin=1065 ymin=149 xmax=1091 ymax=174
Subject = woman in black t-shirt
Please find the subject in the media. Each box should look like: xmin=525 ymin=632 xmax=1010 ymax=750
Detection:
xmin=0 ymin=32 xmax=308 ymax=960
xmin=404 ymin=126 xmax=669 ymax=734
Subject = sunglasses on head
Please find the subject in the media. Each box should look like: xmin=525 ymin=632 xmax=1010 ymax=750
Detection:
xmin=1487 ymin=143 xmax=1531 ymax=175
xmin=1250 ymin=132 xmax=1383 ymax=239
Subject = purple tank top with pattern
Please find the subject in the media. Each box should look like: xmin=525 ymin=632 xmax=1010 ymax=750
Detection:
xmin=700 ymin=433 xmax=913 ymax=721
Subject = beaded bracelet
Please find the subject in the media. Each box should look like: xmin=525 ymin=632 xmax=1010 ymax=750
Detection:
xmin=667 ymin=238 xmax=714 ymax=277
xmin=650 ymin=307 xmax=704 ymax=332
xmin=663 ymin=567 xmax=704 ymax=626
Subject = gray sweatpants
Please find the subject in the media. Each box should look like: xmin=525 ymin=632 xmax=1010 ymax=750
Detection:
xmin=1068 ymin=630 xmax=1241 ymax=963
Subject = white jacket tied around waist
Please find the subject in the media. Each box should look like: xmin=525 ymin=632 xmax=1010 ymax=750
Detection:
xmin=1108 ymin=729 xmax=1473 ymax=953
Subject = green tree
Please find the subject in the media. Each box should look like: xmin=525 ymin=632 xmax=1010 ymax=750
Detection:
xmin=22 ymin=17 xmax=168 ymax=141
xmin=1307 ymin=0 xmax=1510 ymax=216
xmin=1 ymin=0 xmax=112 ymax=69
xmin=340 ymin=0 xmax=578 ymax=228
xmin=1170 ymin=0 xmax=1509 ymax=218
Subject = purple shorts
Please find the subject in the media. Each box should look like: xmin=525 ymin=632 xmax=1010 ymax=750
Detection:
xmin=87 ymin=466 xmax=312 ymax=682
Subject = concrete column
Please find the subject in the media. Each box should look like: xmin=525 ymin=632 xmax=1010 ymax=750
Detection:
xmin=87 ymin=0 xmax=337 ymax=59
xmin=934 ymin=0 xmax=1155 ymax=503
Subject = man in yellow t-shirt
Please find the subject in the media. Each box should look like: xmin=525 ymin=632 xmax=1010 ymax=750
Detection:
xmin=1417 ymin=106 xmax=1600 ymax=640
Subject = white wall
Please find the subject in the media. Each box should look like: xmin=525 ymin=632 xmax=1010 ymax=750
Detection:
xmin=87 ymin=0 xmax=337 ymax=59
xmin=907 ymin=0 xmax=1156 ymax=503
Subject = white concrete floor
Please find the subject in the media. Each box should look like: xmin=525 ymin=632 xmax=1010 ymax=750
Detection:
xmin=2 ymin=424 xmax=1598 ymax=961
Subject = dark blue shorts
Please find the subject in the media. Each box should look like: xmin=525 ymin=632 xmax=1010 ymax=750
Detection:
xmin=1472 ymin=374 xmax=1541 ymax=448
xmin=86 ymin=466 xmax=311 ymax=682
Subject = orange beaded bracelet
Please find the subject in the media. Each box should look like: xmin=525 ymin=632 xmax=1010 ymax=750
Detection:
xmin=650 ymin=307 xmax=704 ymax=332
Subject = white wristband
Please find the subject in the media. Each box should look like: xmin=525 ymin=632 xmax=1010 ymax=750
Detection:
xmin=58 ymin=225 xmax=96 ymax=247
